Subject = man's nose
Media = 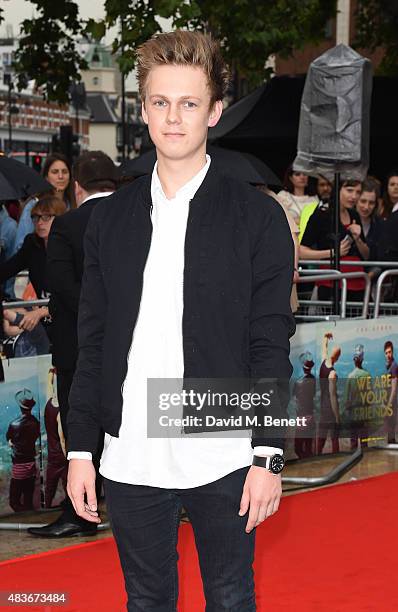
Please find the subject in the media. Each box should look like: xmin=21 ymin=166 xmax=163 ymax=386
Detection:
xmin=166 ymin=103 xmax=181 ymax=124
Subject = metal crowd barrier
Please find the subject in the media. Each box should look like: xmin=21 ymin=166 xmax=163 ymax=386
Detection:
xmin=373 ymin=269 xmax=398 ymax=318
xmin=297 ymin=260 xmax=398 ymax=320
xmin=282 ymin=445 xmax=363 ymax=487
xmin=298 ymin=259 xmax=398 ymax=268
xmin=296 ymin=271 xmax=371 ymax=320
xmin=2 ymin=299 xmax=49 ymax=309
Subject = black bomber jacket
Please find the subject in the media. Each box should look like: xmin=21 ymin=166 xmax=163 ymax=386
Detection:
xmin=68 ymin=161 xmax=295 ymax=454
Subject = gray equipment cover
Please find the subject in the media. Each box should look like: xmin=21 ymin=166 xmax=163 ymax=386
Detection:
xmin=294 ymin=44 xmax=372 ymax=181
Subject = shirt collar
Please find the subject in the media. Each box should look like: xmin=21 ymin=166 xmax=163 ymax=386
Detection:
xmin=80 ymin=191 xmax=114 ymax=206
xmin=151 ymin=154 xmax=211 ymax=203
xmin=392 ymin=202 xmax=398 ymax=213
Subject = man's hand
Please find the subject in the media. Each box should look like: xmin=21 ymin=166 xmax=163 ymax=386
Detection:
xmin=67 ymin=459 xmax=101 ymax=524
xmin=239 ymin=466 xmax=282 ymax=533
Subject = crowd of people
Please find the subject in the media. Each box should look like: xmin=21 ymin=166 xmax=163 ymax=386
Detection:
xmin=275 ymin=168 xmax=398 ymax=307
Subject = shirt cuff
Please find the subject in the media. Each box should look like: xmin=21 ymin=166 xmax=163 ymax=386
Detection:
xmin=67 ymin=451 xmax=93 ymax=461
xmin=252 ymin=446 xmax=283 ymax=457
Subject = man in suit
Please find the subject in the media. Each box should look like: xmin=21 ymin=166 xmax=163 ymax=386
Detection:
xmin=28 ymin=151 xmax=118 ymax=538
xmin=67 ymin=31 xmax=294 ymax=610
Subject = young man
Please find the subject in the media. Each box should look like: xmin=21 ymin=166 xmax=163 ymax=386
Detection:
xmin=67 ymin=31 xmax=294 ymax=610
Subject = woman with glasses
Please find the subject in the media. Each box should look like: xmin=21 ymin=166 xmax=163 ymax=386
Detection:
xmin=14 ymin=153 xmax=75 ymax=253
xmin=1 ymin=195 xmax=66 ymax=335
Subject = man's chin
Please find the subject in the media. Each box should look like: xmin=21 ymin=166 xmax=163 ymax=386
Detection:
xmin=156 ymin=145 xmax=204 ymax=163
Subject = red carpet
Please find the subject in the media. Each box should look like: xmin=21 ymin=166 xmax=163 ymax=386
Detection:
xmin=0 ymin=472 xmax=397 ymax=612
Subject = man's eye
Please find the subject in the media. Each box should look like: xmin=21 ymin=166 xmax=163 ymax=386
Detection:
xmin=184 ymin=101 xmax=197 ymax=108
xmin=154 ymin=100 xmax=166 ymax=107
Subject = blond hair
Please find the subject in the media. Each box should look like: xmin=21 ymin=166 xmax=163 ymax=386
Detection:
xmin=136 ymin=30 xmax=230 ymax=105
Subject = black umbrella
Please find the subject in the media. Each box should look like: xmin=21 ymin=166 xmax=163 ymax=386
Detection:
xmin=120 ymin=145 xmax=281 ymax=186
xmin=0 ymin=156 xmax=52 ymax=200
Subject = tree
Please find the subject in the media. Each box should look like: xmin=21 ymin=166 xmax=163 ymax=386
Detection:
xmin=11 ymin=0 xmax=337 ymax=103
xmin=13 ymin=1 xmax=87 ymax=103
xmin=355 ymin=0 xmax=398 ymax=76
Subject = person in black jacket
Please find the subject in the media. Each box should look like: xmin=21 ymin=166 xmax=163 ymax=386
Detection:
xmin=1 ymin=195 xmax=66 ymax=340
xmin=27 ymin=151 xmax=117 ymax=538
xmin=66 ymin=31 xmax=294 ymax=611
xmin=301 ymin=179 xmax=369 ymax=302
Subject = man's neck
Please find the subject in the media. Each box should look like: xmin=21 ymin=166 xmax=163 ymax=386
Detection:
xmin=156 ymin=150 xmax=207 ymax=199
xmin=78 ymin=190 xmax=113 ymax=207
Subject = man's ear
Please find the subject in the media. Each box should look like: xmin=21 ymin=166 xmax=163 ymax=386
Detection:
xmin=141 ymin=99 xmax=148 ymax=125
xmin=208 ymin=100 xmax=223 ymax=128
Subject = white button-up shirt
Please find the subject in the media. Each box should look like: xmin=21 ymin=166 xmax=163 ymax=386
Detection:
xmin=98 ymin=156 xmax=259 ymax=488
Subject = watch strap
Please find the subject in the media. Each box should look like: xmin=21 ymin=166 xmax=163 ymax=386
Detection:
xmin=252 ymin=455 xmax=270 ymax=469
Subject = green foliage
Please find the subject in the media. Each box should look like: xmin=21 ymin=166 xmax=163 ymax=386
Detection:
xmin=184 ymin=0 xmax=337 ymax=87
xmin=12 ymin=0 xmax=337 ymax=103
xmin=90 ymin=0 xmax=337 ymax=84
xmin=354 ymin=0 xmax=398 ymax=76
xmin=12 ymin=0 xmax=87 ymax=103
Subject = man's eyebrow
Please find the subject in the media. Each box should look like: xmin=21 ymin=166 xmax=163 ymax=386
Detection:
xmin=149 ymin=94 xmax=202 ymax=100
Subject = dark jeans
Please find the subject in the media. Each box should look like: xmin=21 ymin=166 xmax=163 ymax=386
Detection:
xmin=104 ymin=466 xmax=256 ymax=612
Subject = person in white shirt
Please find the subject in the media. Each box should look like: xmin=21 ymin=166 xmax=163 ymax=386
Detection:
xmin=67 ymin=31 xmax=294 ymax=611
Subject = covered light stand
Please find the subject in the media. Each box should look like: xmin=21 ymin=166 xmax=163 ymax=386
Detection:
xmin=294 ymin=45 xmax=372 ymax=315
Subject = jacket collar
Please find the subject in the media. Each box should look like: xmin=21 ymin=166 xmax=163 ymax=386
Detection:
xmin=134 ymin=158 xmax=223 ymax=212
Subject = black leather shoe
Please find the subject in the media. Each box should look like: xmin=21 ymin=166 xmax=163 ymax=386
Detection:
xmin=27 ymin=515 xmax=98 ymax=538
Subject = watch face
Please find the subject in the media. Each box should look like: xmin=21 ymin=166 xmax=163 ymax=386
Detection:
xmin=270 ymin=454 xmax=285 ymax=474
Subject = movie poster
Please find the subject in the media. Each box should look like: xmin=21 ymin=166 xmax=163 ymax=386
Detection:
xmin=287 ymin=317 xmax=398 ymax=459
xmin=0 ymin=355 xmax=67 ymax=517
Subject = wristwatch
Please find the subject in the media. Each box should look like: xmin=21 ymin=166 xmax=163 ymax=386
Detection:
xmin=252 ymin=454 xmax=285 ymax=474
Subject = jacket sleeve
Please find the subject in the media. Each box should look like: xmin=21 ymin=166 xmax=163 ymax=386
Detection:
xmin=0 ymin=236 xmax=29 ymax=283
xmin=67 ymin=210 xmax=107 ymax=454
xmin=249 ymin=197 xmax=295 ymax=450
xmin=47 ymin=216 xmax=81 ymax=314
xmin=14 ymin=199 xmax=36 ymax=254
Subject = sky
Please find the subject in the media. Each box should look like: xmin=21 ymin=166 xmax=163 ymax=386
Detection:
xmin=1 ymin=0 xmax=117 ymax=44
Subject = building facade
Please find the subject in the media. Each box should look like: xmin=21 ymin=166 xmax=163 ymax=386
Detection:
xmin=275 ymin=0 xmax=385 ymax=76
xmin=0 ymin=35 xmax=89 ymax=161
